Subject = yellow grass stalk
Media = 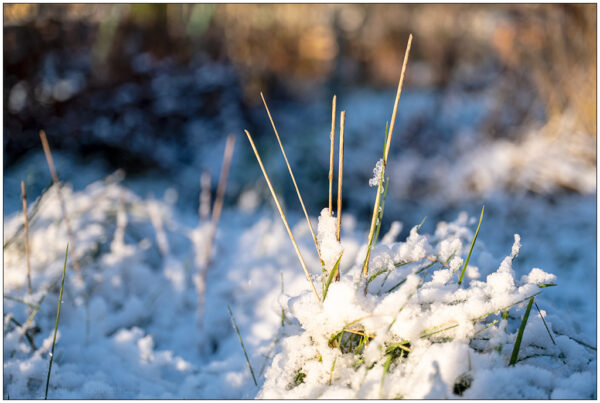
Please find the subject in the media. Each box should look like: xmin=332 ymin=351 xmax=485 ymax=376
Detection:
xmin=329 ymin=95 xmax=337 ymax=217
xmin=260 ymin=92 xmax=322 ymax=263
xmin=336 ymin=111 xmax=345 ymax=242
xmin=244 ymin=129 xmax=321 ymax=302
xmin=362 ymin=34 xmax=413 ymax=279
xmin=39 ymin=130 xmax=82 ymax=279
xmin=335 ymin=111 xmax=346 ymax=281
xmin=20 ymin=181 xmax=32 ymax=296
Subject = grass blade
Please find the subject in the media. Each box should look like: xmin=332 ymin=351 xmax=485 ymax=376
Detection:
xmin=204 ymin=134 xmax=236 ymax=267
xmin=199 ymin=169 xmax=212 ymax=221
xmin=261 ymin=93 xmax=322 ymax=262
xmin=329 ymin=356 xmax=337 ymax=385
xmin=228 ymin=305 xmax=258 ymax=386
xmin=39 ymin=130 xmax=82 ymax=280
xmin=379 ymin=353 xmax=393 ymax=398
xmin=458 ymin=205 xmax=484 ymax=286
xmin=362 ymin=34 xmax=412 ymax=280
xmin=534 ymin=302 xmax=556 ymax=345
xmin=329 ymin=95 xmax=337 ymax=217
xmin=336 ymin=110 xmax=346 ymax=242
xmin=21 ymin=181 xmax=32 ymax=296
xmin=323 ymin=252 xmax=343 ymax=301
xmin=372 ymin=177 xmax=390 ymax=250
xmin=509 ymin=296 xmax=534 ymax=366
xmin=4 ymin=295 xmax=38 ymax=310
xmin=45 ymin=243 xmax=69 ymax=400
xmin=416 ymin=216 xmax=427 ymax=233
xmin=244 ymin=130 xmax=321 ymax=302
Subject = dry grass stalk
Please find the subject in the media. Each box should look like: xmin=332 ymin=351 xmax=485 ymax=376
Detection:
xmin=334 ymin=111 xmax=346 ymax=281
xmin=260 ymin=92 xmax=322 ymax=263
xmin=336 ymin=111 xmax=345 ymax=242
xmin=329 ymin=95 xmax=337 ymax=217
xmin=362 ymin=34 xmax=413 ymax=279
xmin=199 ymin=169 xmax=212 ymax=221
xmin=204 ymin=134 xmax=236 ymax=267
xmin=39 ymin=130 xmax=82 ymax=279
xmin=244 ymin=129 xmax=321 ymax=302
xmin=20 ymin=181 xmax=32 ymax=296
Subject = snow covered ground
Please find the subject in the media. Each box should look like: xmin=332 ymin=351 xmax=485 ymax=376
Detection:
xmin=3 ymin=84 xmax=596 ymax=399
xmin=3 ymin=165 xmax=595 ymax=398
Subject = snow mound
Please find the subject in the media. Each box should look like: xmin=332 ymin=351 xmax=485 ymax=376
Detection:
xmin=259 ymin=215 xmax=596 ymax=399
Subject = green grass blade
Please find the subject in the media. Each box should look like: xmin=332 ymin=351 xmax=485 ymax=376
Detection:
xmin=328 ymin=356 xmax=337 ymax=385
xmin=416 ymin=216 xmax=427 ymax=233
xmin=379 ymin=353 xmax=393 ymax=398
xmin=421 ymin=323 xmax=459 ymax=338
xmin=227 ymin=305 xmax=258 ymax=386
xmin=458 ymin=205 xmax=485 ymax=286
xmin=509 ymin=297 xmax=534 ymax=366
xmin=367 ymin=268 xmax=388 ymax=285
xmin=323 ymin=252 xmax=343 ymax=301
xmin=372 ymin=178 xmax=390 ymax=250
xmin=45 ymin=243 xmax=69 ymax=400
xmin=361 ymin=122 xmax=391 ymax=281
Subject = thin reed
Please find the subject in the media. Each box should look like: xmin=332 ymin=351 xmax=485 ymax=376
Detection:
xmin=244 ymin=130 xmax=320 ymax=302
xmin=228 ymin=305 xmax=258 ymax=386
xmin=199 ymin=169 xmax=212 ymax=221
xmin=329 ymin=95 xmax=337 ymax=217
xmin=535 ymin=302 xmax=556 ymax=345
xmin=204 ymin=134 xmax=236 ymax=267
xmin=21 ymin=181 xmax=32 ymax=296
xmin=336 ymin=111 xmax=345 ymax=242
xmin=362 ymin=34 xmax=413 ymax=279
xmin=261 ymin=92 xmax=322 ymax=262
xmin=45 ymin=244 xmax=69 ymax=400
xmin=39 ymin=130 xmax=81 ymax=279
xmin=458 ymin=205 xmax=484 ymax=286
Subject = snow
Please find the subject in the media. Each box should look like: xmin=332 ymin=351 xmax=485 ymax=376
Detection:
xmin=316 ymin=208 xmax=343 ymax=273
xmin=368 ymin=159 xmax=383 ymax=187
xmin=3 ymin=87 xmax=596 ymax=399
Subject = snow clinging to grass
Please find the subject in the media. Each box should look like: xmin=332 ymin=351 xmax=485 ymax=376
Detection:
xmin=317 ymin=208 xmax=343 ymax=272
xmin=369 ymin=158 xmax=384 ymax=187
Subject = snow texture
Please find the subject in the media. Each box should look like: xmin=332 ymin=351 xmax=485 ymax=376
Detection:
xmin=3 ymin=175 xmax=595 ymax=399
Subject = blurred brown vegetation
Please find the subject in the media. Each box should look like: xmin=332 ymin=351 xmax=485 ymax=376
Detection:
xmin=4 ymin=4 xmax=596 ymax=169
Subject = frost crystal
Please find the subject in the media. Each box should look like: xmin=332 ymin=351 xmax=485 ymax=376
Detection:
xmin=369 ymin=159 xmax=384 ymax=187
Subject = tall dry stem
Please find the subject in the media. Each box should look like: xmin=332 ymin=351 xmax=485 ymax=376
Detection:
xmin=335 ymin=111 xmax=346 ymax=282
xmin=244 ymin=129 xmax=321 ymax=302
xmin=261 ymin=92 xmax=322 ymax=263
xmin=21 ymin=181 xmax=32 ymax=296
xmin=336 ymin=111 xmax=345 ymax=242
xmin=362 ymin=34 xmax=413 ymax=279
xmin=199 ymin=169 xmax=212 ymax=221
xmin=329 ymin=95 xmax=337 ymax=217
xmin=204 ymin=134 xmax=236 ymax=267
xmin=39 ymin=130 xmax=82 ymax=280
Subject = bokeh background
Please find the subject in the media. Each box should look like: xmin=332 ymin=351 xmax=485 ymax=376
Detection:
xmin=4 ymin=3 xmax=596 ymax=229
xmin=2 ymin=5 xmax=598 ymax=395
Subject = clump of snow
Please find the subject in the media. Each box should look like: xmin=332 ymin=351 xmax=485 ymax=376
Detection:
xmin=368 ymin=159 xmax=383 ymax=187
xmin=259 ymin=211 xmax=596 ymax=399
xmin=317 ymin=208 xmax=343 ymax=273
xmin=3 ymin=176 xmax=595 ymax=399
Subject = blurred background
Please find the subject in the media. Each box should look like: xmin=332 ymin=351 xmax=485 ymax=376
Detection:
xmin=4 ymin=4 xmax=596 ymax=224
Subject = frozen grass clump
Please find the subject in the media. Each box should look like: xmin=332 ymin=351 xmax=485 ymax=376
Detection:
xmin=258 ymin=217 xmax=584 ymax=398
xmin=251 ymin=35 xmax=595 ymax=400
